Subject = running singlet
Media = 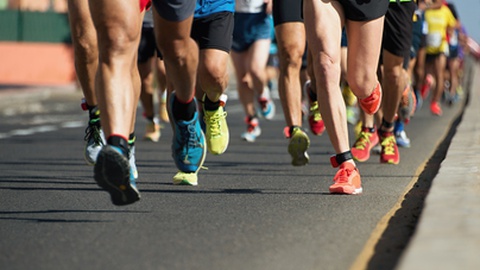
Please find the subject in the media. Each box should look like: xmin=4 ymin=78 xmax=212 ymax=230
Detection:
xmin=195 ymin=0 xmax=235 ymax=18
xmin=424 ymin=5 xmax=456 ymax=55
xmin=235 ymin=0 xmax=265 ymax=13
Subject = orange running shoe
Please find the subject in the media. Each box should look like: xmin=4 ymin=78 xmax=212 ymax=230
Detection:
xmin=329 ymin=162 xmax=362 ymax=195
xmin=430 ymin=101 xmax=442 ymax=116
xmin=380 ymin=131 xmax=400 ymax=164
xmin=351 ymin=127 xmax=379 ymax=162
xmin=359 ymin=83 xmax=382 ymax=115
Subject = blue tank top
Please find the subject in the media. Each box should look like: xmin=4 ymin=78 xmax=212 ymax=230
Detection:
xmin=195 ymin=0 xmax=235 ymax=18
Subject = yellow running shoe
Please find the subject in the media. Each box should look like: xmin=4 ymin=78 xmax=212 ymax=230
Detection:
xmin=143 ymin=121 xmax=160 ymax=142
xmin=173 ymin=171 xmax=198 ymax=186
xmin=203 ymin=94 xmax=229 ymax=155
xmin=286 ymin=126 xmax=310 ymax=166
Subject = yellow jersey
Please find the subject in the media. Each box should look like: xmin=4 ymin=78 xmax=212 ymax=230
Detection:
xmin=424 ymin=5 xmax=457 ymax=55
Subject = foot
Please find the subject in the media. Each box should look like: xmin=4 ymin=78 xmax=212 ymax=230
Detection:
xmin=203 ymin=94 xmax=229 ymax=155
xmin=351 ymin=127 xmax=379 ymax=162
xmin=329 ymin=162 xmax=362 ymax=195
xmin=94 ymin=145 xmax=140 ymax=206
xmin=285 ymin=126 xmax=310 ymax=166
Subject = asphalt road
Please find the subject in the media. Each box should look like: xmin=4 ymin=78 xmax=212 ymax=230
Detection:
xmin=0 ymin=82 xmax=465 ymax=270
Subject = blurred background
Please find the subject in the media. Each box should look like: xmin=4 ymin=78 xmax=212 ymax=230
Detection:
xmin=0 ymin=0 xmax=73 ymax=86
xmin=0 ymin=0 xmax=478 ymax=87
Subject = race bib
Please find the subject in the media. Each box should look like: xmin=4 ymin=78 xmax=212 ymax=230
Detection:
xmin=426 ymin=32 xmax=442 ymax=48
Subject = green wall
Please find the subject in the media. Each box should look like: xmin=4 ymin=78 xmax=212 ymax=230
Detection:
xmin=0 ymin=10 xmax=71 ymax=43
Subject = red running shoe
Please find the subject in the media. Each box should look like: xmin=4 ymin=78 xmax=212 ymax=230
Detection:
xmin=304 ymin=80 xmax=326 ymax=136
xmin=421 ymin=74 xmax=434 ymax=99
xmin=380 ymin=131 xmax=400 ymax=165
xmin=430 ymin=101 xmax=442 ymax=116
xmin=351 ymin=127 xmax=379 ymax=162
xmin=329 ymin=162 xmax=362 ymax=195
xmin=359 ymin=83 xmax=382 ymax=115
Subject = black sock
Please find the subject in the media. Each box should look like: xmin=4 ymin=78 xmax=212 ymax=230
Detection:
xmin=204 ymin=95 xmax=220 ymax=111
xmin=107 ymin=135 xmax=129 ymax=158
xmin=128 ymin=133 xmax=135 ymax=147
xmin=173 ymin=97 xmax=196 ymax=121
xmin=308 ymin=89 xmax=317 ymax=102
xmin=88 ymin=105 xmax=100 ymax=120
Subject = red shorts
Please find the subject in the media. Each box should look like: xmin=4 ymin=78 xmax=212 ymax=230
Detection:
xmin=140 ymin=0 xmax=152 ymax=12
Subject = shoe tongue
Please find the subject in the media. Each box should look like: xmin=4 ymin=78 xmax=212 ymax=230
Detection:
xmin=340 ymin=162 xmax=355 ymax=171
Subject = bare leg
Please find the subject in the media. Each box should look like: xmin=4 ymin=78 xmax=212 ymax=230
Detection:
xmin=276 ymin=22 xmax=306 ymax=127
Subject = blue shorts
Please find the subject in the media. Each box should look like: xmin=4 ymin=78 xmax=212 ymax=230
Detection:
xmin=232 ymin=12 xmax=271 ymax=52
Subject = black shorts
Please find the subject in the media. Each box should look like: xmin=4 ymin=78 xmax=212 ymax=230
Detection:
xmin=272 ymin=0 xmax=303 ymax=26
xmin=339 ymin=0 xmax=389 ymax=21
xmin=137 ymin=26 xmax=162 ymax=63
xmin=191 ymin=11 xmax=234 ymax=53
xmin=382 ymin=1 xmax=416 ymax=58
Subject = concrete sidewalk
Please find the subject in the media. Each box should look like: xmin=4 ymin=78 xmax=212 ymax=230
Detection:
xmin=398 ymin=58 xmax=480 ymax=269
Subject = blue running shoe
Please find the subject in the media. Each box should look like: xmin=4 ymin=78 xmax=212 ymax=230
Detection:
xmin=169 ymin=92 xmax=206 ymax=173
xmin=94 ymin=145 xmax=140 ymax=206
xmin=258 ymin=86 xmax=275 ymax=120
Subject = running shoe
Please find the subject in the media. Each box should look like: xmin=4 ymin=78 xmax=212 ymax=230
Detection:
xmin=169 ymin=92 xmax=206 ymax=174
xmin=304 ymin=80 xmax=325 ymax=135
xmin=94 ymin=145 xmax=140 ymax=206
xmin=258 ymin=87 xmax=275 ymax=120
xmin=342 ymin=84 xmax=357 ymax=107
xmin=351 ymin=127 xmax=379 ymax=162
xmin=143 ymin=121 xmax=160 ymax=142
xmin=203 ymin=94 xmax=229 ymax=155
xmin=398 ymin=85 xmax=416 ymax=124
xmin=285 ymin=126 xmax=310 ymax=166
xmin=173 ymin=171 xmax=198 ymax=186
xmin=241 ymin=116 xmax=261 ymax=142
xmin=329 ymin=162 xmax=362 ymax=195
xmin=421 ymin=74 xmax=434 ymax=99
xmin=430 ymin=101 xmax=443 ymax=116
xmin=159 ymin=91 xmax=170 ymax=123
xmin=380 ymin=131 xmax=400 ymax=164
xmin=395 ymin=130 xmax=411 ymax=148
xmin=129 ymin=144 xmax=138 ymax=180
xmin=308 ymin=101 xmax=325 ymax=136
xmin=84 ymin=118 xmax=105 ymax=165
xmin=358 ymin=83 xmax=382 ymax=115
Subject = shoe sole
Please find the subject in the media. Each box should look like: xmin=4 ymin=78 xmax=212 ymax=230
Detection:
xmin=288 ymin=133 xmax=310 ymax=166
xmin=330 ymin=186 xmax=363 ymax=195
xmin=173 ymin=171 xmax=198 ymax=186
xmin=94 ymin=146 xmax=140 ymax=206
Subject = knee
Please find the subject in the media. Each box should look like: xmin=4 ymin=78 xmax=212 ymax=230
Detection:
xmin=199 ymin=64 xmax=228 ymax=89
xmin=278 ymin=45 xmax=304 ymax=73
xmin=347 ymin=73 xmax=378 ymax=98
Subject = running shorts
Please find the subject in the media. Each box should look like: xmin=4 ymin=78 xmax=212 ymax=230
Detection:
xmin=232 ymin=12 xmax=271 ymax=52
xmin=382 ymin=1 xmax=416 ymax=58
xmin=152 ymin=0 xmax=196 ymax=22
xmin=272 ymin=0 xmax=303 ymax=26
xmin=191 ymin=11 xmax=234 ymax=53
xmin=338 ymin=0 xmax=389 ymax=21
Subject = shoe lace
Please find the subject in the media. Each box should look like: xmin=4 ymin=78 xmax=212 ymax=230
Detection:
xmin=84 ymin=120 xmax=103 ymax=145
xmin=309 ymin=101 xmax=322 ymax=121
xmin=353 ymin=131 xmax=372 ymax=150
xmin=381 ymin=135 xmax=396 ymax=155
xmin=334 ymin=166 xmax=354 ymax=184
xmin=205 ymin=111 xmax=227 ymax=137
xmin=180 ymin=122 xmax=202 ymax=150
